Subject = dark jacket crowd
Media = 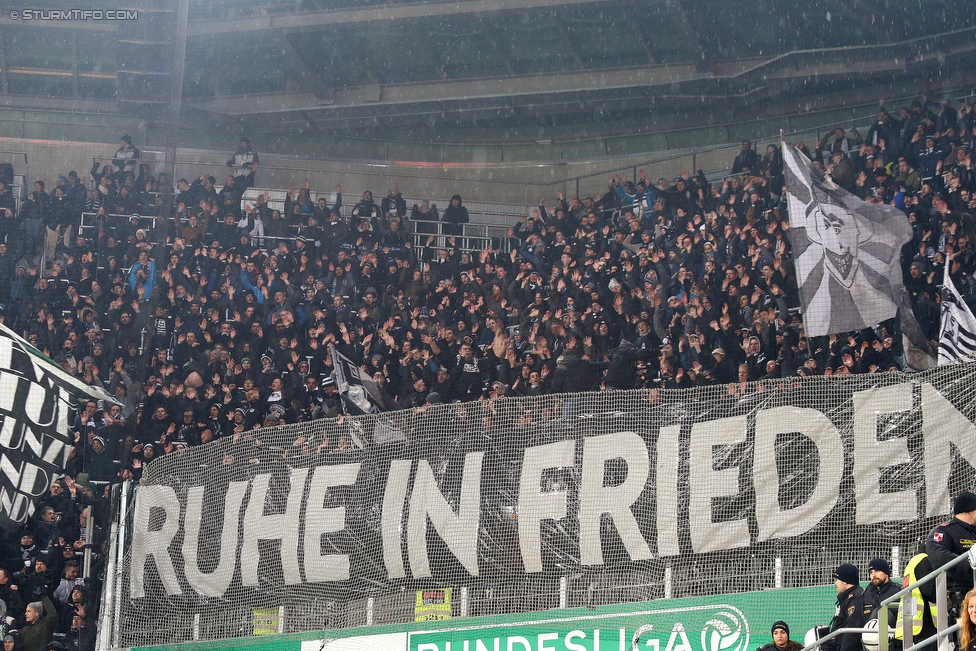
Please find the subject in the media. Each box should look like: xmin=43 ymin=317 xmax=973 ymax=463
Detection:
xmin=0 ymin=94 xmax=971 ymax=651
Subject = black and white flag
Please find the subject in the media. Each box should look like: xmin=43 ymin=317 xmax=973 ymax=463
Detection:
xmin=0 ymin=323 xmax=118 ymax=530
xmin=783 ymin=144 xmax=911 ymax=337
xmin=328 ymin=344 xmax=395 ymax=416
xmin=938 ymin=257 xmax=976 ymax=365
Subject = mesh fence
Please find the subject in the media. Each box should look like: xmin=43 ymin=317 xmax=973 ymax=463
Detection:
xmin=115 ymin=362 xmax=976 ymax=646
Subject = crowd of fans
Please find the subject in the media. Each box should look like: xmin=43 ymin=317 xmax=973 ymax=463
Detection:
xmin=0 ymin=98 xmax=973 ymax=461
xmin=0 ymin=479 xmax=102 ymax=651
xmin=0 ymin=95 xmax=974 ymax=650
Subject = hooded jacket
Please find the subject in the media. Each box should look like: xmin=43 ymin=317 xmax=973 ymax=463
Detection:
xmin=550 ymin=351 xmax=609 ymax=393
xmin=603 ymin=339 xmax=649 ymax=390
xmin=441 ymin=195 xmax=469 ymax=235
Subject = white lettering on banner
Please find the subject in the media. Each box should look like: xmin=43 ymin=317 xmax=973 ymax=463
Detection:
xmin=853 ymin=384 xmax=916 ymax=524
xmin=382 ymin=459 xmax=412 ymax=579
xmin=126 ymin=377 xmax=976 ymax=599
xmin=518 ymin=440 xmax=576 ymax=573
xmin=656 ymin=425 xmax=681 ymax=557
xmin=0 ymin=453 xmax=55 ymax=497
xmin=921 ymin=383 xmax=976 ymax=517
xmin=0 ymin=489 xmax=33 ymax=524
xmin=754 ymin=407 xmax=843 ymax=541
xmin=240 ymin=469 xmax=306 ymax=587
xmin=689 ymin=416 xmax=750 ymax=553
xmin=578 ymin=432 xmax=652 ymax=565
xmin=0 ymin=370 xmax=17 ymax=412
xmin=303 ymin=463 xmax=361 ymax=582
xmin=182 ymin=483 xmax=247 ymax=597
xmin=24 ymin=378 xmax=56 ymax=427
xmin=129 ymin=485 xmax=182 ymax=598
xmin=408 ymin=452 xmax=484 ymax=578
xmin=0 ymin=330 xmax=106 ymax=532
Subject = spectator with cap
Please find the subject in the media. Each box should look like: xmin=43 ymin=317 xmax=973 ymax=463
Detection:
xmin=758 ymin=621 xmax=801 ymax=651
xmin=863 ymin=557 xmax=899 ymax=634
xmin=67 ymin=606 xmax=95 ymax=651
xmin=828 ymin=563 xmax=866 ymax=651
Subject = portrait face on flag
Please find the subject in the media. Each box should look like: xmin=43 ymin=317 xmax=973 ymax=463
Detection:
xmin=783 ymin=145 xmax=911 ymax=338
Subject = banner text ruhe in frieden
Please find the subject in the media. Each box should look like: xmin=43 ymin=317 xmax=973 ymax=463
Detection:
xmin=126 ymin=365 xmax=976 ymax=601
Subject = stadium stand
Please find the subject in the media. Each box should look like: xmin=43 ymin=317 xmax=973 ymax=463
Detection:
xmin=1 ymin=91 xmax=976 ymax=648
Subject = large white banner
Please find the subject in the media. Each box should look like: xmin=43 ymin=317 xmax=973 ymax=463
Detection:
xmin=120 ymin=364 xmax=976 ymax=645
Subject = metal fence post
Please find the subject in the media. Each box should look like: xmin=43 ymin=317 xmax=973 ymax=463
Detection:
xmin=111 ymin=482 xmax=130 ymax=649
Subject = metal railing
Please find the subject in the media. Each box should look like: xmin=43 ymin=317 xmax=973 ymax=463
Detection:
xmin=800 ymin=551 xmax=971 ymax=651
xmin=799 ymin=628 xmax=881 ymax=651
xmin=878 ymin=551 xmax=972 ymax=651
xmin=78 ymin=210 xmax=516 ymax=263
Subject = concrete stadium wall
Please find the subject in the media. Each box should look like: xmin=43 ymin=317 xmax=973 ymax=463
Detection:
xmin=0 ymin=132 xmax=746 ymax=208
xmin=0 ymin=104 xmax=852 ymax=206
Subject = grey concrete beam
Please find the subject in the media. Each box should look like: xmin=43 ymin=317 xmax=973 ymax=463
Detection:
xmin=181 ymin=25 xmax=976 ymax=129
xmin=0 ymin=95 xmax=117 ymax=112
xmin=629 ymin=9 xmax=657 ymax=65
xmin=186 ymin=0 xmax=623 ymax=36
xmin=480 ymin=20 xmax=518 ymax=75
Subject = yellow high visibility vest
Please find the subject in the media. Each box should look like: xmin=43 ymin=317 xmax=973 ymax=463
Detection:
xmin=894 ymin=553 xmax=938 ymax=640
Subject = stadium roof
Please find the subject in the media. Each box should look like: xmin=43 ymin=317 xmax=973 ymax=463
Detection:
xmin=3 ymin=0 xmax=975 ymax=148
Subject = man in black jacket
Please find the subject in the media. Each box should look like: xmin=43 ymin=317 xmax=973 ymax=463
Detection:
xmin=828 ymin=564 xmax=866 ymax=651
xmin=603 ymin=339 xmax=649 ymax=390
xmin=447 ymin=342 xmax=489 ymax=402
xmin=863 ymin=558 xmax=899 ymax=631
xmin=382 ymin=184 xmax=407 ymax=222
xmin=926 ymin=491 xmax=976 ymax=610
xmin=732 ymin=141 xmax=760 ymax=174
xmin=226 ymin=136 xmax=258 ymax=189
xmin=550 ymin=340 xmax=609 ymax=393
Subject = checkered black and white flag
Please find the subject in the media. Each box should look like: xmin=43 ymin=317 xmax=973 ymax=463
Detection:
xmin=939 ymin=257 xmax=976 ymax=365
xmin=0 ymin=323 xmax=116 ymax=530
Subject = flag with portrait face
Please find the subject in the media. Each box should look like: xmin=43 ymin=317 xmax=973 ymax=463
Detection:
xmin=782 ymin=144 xmax=911 ymax=338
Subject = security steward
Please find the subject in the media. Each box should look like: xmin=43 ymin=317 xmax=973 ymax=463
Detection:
xmin=828 ymin=563 xmax=867 ymax=651
xmin=895 ymin=545 xmax=937 ymax=644
xmin=926 ymin=491 xmax=976 ymax=615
